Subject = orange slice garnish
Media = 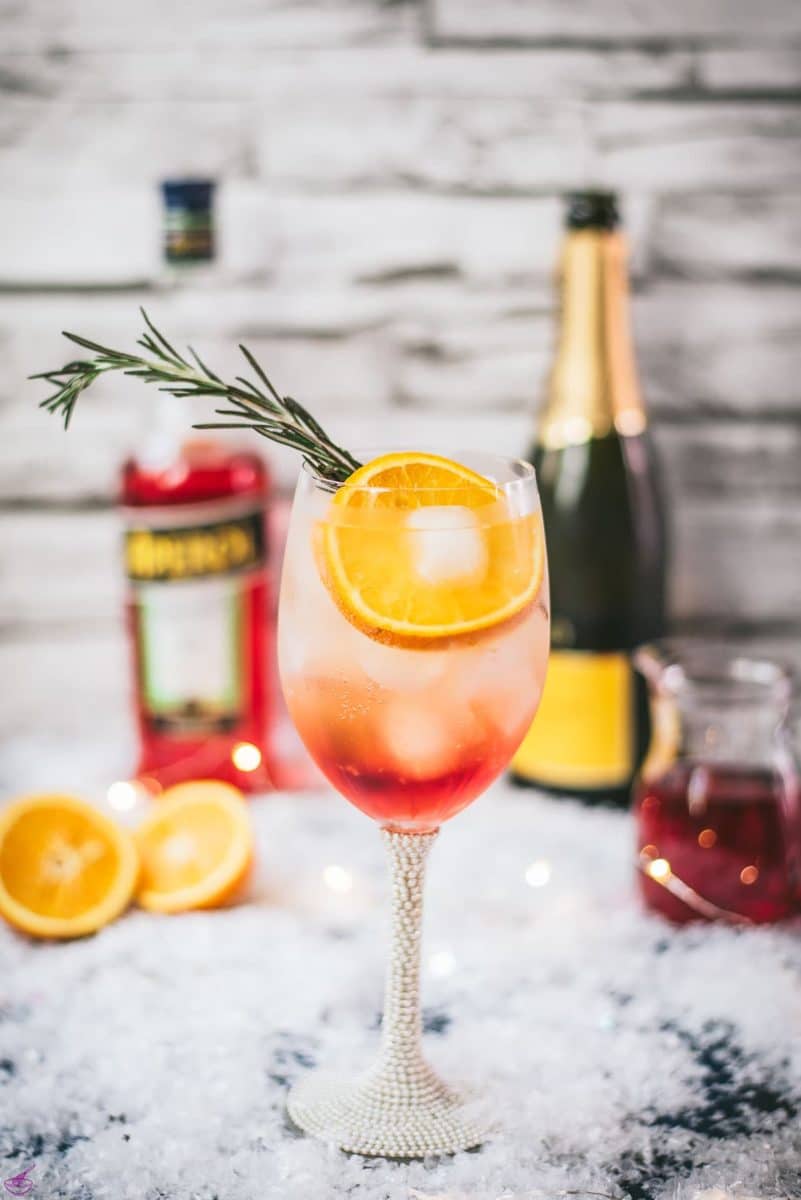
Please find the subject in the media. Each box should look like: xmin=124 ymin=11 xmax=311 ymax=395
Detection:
xmin=320 ymin=452 xmax=544 ymax=644
xmin=134 ymin=781 xmax=253 ymax=914
xmin=0 ymin=794 xmax=139 ymax=939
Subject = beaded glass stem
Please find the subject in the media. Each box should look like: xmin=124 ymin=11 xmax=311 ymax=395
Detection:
xmin=286 ymin=829 xmax=488 ymax=1157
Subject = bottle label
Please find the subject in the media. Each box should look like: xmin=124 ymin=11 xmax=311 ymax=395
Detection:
xmin=512 ymin=650 xmax=633 ymax=788
xmin=164 ymin=213 xmax=214 ymax=264
xmin=125 ymin=510 xmax=264 ymax=582
xmin=125 ymin=503 xmax=266 ymax=736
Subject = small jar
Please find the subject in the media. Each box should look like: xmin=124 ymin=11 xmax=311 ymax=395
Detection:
xmin=634 ymin=642 xmax=800 ymax=924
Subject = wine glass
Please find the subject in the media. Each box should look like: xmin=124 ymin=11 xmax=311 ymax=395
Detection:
xmin=278 ymin=451 xmax=550 ymax=1157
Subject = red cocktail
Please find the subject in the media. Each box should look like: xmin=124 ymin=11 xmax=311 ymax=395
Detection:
xmin=278 ymin=450 xmax=549 ymax=1155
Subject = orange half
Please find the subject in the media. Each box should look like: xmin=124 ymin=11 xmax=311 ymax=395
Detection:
xmin=0 ymin=794 xmax=139 ymax=939
xmin=321 ymin=452 xmax=544 ymax=644
xmin=135 ymin=780 xmax=253 ymax=914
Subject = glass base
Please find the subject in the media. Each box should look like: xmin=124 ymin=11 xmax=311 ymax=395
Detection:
xmin=286 ymin=1060 xmax=488 ymax=1158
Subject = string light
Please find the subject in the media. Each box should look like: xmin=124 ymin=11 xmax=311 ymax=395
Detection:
xmin=637 ymin=850 xmax=753 ymax=925
xmin=107 ymin=781 xmax=141 ymax=812
xmin=428 ymin=950 xmax=456 ymax=978
xmin=524 ymin=859 xmax=551 ymax=888
xmin=322 ymin=864 xmax=353 ymax=894
xmin=646 ymin=857 xmax=672 ymax=882
xmin=231 ymin=741 xmax=262 ymax=772
xmin=698 ymin=828 xmax=717 ymax=849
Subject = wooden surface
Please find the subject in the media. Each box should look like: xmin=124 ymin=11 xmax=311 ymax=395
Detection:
xmin=1 ymin=0 xmax=800 ymax=757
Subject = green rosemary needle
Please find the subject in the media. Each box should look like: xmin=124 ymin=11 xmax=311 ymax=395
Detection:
xmin=30 ymin=307 xmax=362 ymax=484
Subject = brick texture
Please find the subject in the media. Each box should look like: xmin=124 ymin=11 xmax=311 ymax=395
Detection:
xmin=1 ymin=0 xmax=800 ymax=739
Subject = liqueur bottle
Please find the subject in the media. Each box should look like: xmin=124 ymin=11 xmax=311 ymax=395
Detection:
xmin=511 ymin=190 xmax=667 ymax=805
xmin=120 ymin=178 xmax=275 ymax=791
xmin=160 ymin=178 xmax=216 ymax=279
xmin=121 ymin=414 xmax=276 ymax=792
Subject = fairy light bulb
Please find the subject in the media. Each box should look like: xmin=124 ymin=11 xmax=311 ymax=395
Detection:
xmin=107 ymin=781 xmax=142 ymax=812
xmin=231 ymin=742 xmax=262 ymax=772
xmin=524 ymin=859 xmax=551 ymax=888
xmin=428 ymin=950 xmax=456 ymax=978
xmin=323 ymin=864 xmax=353 ymax=894
xmin=647 ymin=857 xmax=671 ymax=882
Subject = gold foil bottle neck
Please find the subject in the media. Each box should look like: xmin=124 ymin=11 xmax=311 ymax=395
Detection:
xmin=539 ymin=228 xmax=646 ymax=450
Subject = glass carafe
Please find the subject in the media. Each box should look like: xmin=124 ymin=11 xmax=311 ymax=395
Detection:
xmin=634 ymin=642 xmax=800 ymax=924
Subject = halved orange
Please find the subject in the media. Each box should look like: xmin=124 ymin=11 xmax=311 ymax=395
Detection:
xmin=320 ymin=452 xmax=544 ymax=644
xmin=0 ymin=794 xmax=139 ymax=939
xmin=134 ymin=780 xmax=253 ymax=914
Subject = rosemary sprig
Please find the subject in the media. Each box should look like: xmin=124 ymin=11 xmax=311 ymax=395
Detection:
xmin=30 ymin=308 xmax=362 ymax=484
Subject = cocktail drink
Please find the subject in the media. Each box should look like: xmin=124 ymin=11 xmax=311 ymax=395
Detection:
xmin=28 ymin=313 xmax=548 ymax=1158
xmin=281 ymin=456 xmax=549 ymax=829
xmin=279 ymin=451 xmax=549 ymax=1156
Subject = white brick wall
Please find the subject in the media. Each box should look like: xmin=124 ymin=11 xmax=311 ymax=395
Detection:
xmin=1 ymin=0 xmax=800 ymax=745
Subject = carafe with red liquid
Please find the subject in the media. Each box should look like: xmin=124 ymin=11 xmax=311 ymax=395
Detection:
xmin=634 ymin=643 xmax=800 ymax=924
xmin=121 ymin=397 xmax=276 ymax=792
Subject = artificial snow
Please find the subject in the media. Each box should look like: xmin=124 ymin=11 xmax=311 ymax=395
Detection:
xmin=1 ymin=783 xmax=800 ymax=1200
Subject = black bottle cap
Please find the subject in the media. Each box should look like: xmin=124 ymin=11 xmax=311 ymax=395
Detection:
xmin=565 ymin=190 xmax=619 ymax=230
xmin=161 ymin=179 xmax=216 ymax=213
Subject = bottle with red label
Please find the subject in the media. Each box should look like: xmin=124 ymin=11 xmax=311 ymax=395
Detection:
xmin=119 ymin=177 xmax=276 ymax=791
xmin=121 ymin=415 xmax=276 ymax=792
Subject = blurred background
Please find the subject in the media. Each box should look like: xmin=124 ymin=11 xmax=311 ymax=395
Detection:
xmin=1 ymin=0 xmax=801 ymax=790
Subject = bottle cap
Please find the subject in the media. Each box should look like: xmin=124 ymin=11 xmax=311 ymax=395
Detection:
xmin=160 ymin=178 xmax=216 ymax=264
xmin=564 ymin=190 xmax=619 ymax=231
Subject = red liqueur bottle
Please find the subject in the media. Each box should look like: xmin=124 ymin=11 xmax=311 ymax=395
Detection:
xmin=121 ymin=406 xmax=275 ymax=792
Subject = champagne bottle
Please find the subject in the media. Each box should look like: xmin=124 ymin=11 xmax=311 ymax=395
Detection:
xmin=511 ymin=190 xmax=667 ymax=805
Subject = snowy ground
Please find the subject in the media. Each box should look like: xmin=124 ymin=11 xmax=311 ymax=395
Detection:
xmin=1 ymin=783 xmax=800 ymax=1200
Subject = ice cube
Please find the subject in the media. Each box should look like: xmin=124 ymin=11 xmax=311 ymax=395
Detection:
xmin=380 ymin=698 xmax=459 ymax=781
xmin=450 ymin=606 xmax=549 ymax=737
xmin=406 ymin=506 xmax=487 ymax=585
xmin=356 ymin=638 xmax=447 ymax=693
